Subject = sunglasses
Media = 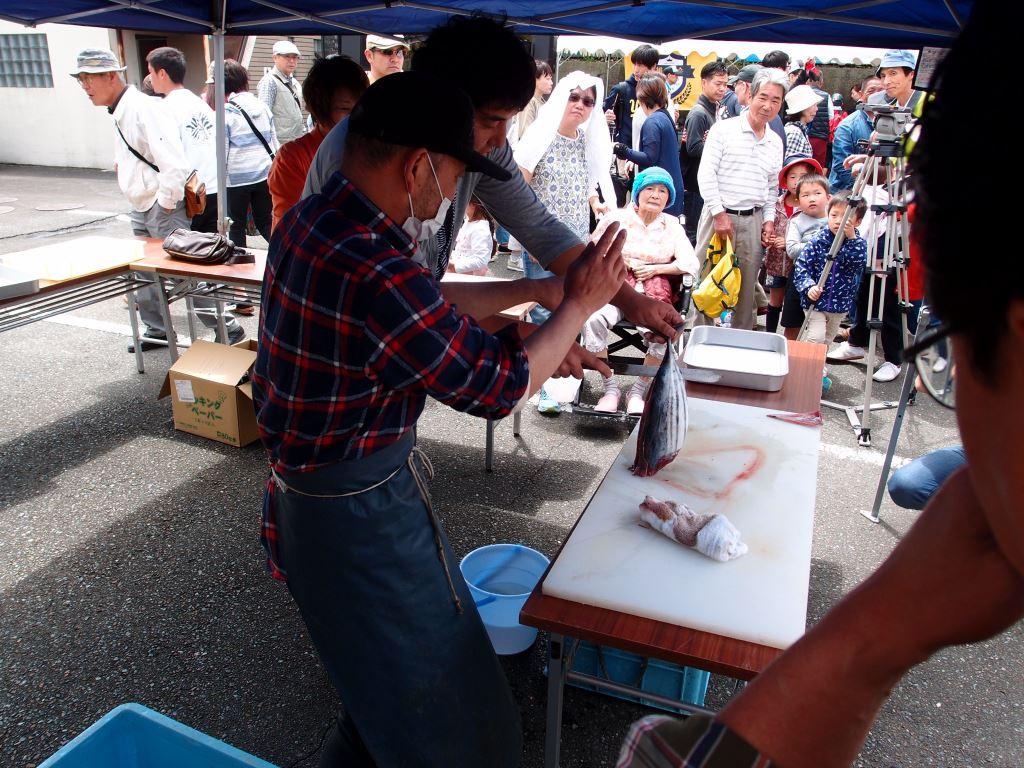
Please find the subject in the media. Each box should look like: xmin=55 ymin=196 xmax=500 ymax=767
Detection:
xmin=900 ymin=317 xmax=955 ymax=409
xmin=373 ymin=47 xmax=405 ymax=57
xmin=568 ymin=92 xmax=596 ymax=108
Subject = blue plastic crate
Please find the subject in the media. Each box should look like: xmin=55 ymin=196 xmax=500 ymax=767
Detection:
xmin=39 ymin=703 xmax=278 ymax=768
xmin=567 ymin=641 xmax=711 ymax=713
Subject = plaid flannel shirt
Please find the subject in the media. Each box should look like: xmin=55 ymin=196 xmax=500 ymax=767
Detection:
xmin=253 ymin=172 xmax=529 ymax=579
xmin=617 ymin=715 xmax=772 ymax=768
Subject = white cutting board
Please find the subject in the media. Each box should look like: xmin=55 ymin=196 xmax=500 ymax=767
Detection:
xmin=542 ymin=396 xmax=820 ymax=650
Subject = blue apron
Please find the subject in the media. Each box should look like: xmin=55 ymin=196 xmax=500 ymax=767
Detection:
xmin=269 ymin=432 xmax=522 ymax=767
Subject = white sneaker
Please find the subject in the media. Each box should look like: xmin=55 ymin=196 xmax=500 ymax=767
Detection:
xmin=827 ymin=342 xmax=867 ymax=362
xmin=872 ymin=361 xmax=901 ymax=382
xmin=932 ymin=356 xmax=948 ymax=373
xmin=507 ymin=251 xmax=524 ymax=272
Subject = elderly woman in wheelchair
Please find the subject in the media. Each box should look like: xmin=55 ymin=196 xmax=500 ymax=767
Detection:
xmin=582 ymin=167 xmax=699 ymax=414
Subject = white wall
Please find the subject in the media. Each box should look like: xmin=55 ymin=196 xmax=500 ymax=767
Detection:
xmin=0 ymin=22 xmax=118 ymax=169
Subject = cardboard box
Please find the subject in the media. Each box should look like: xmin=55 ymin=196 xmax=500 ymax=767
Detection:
xmin=159 ymin=339 xmax=259 ymax=447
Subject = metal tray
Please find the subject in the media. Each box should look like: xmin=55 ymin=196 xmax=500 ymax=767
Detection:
xmin=682 ymin=326 xmax=789 ymax=392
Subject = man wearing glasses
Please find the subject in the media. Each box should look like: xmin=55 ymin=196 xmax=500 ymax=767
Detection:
xmin=363 ymin=34 xmax=409 ymax=84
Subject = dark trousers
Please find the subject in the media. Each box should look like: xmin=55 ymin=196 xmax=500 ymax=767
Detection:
xmin=272 ymin=435 xmax=522 ymax=767
xmin=189 ymin=192 xmax=219 ymax=234
xmin=227 ymin=181 xmax=272 ymax=247
xmin=682 ymin=189 xmax=703 ymax=245
xmin=849 ymin=267 xmax=904 ymax=363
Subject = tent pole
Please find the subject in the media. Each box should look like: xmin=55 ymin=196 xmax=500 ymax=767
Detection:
xmin=213 ymin=31 xmax=228 ymax=237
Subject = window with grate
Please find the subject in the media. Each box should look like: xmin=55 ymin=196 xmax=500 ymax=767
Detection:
xmin=0 ymin=34 xmax=54 ymax=88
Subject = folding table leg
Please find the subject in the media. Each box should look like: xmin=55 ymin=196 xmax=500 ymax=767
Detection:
xmin=216 ymin=300 xmax=228 ymax=344
xmin=127 ymin=288 xmax=144 ymax=374
xmin=513 ymin=411 xmax=521 ymax=437
xmin=545 ymin=634 xmax=566 ymax=768
xmin=155 ymin=278 xmax=179 ymax=363
xmin=185 ymin=295 xmax=198 ymax=343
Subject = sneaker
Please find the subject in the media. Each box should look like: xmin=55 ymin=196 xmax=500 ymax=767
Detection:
xmin=227 ymin=327 xmax=247 ymax=346
xmin=507 ymin=251 xmax=524 ymax=273
xmin=127 ymin=329 xmax=167 ymax=353
xmin=537 ymin=387 xmax=560 ymax=415
xmin=822 ymin=374 xmax=832 ymax=393
xmin=827 ymin=342 xmax=867 ymax=362
xmin=872 ymin=361 xmax=901 ymax=382
xmin=594 ymin=389 xmax=621 ymax=413
xmin=625 ymin=382 xmax=648 ymax=415
xmin=931 ymin=356 xmax=948 ymax=373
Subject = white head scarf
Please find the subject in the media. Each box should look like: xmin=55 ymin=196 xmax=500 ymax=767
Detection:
xmin=514 ymin=71 xmax=615 ymax=207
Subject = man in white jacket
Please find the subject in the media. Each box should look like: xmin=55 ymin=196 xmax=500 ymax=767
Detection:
xmin=145 ymin=46 xmax=247 ymax=341
xmin=73 ymin=48 xmax=206 ymax=350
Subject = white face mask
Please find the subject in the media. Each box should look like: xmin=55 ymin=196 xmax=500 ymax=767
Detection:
xmin=402 ymin=153 xmax=452 ymax=243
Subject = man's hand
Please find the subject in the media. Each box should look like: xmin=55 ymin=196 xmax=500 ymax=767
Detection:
xmin=162 ymin=205 xmax=175 ymax=214
xmin=605 ymin=108 xmax=615 ymax=125
xmin=807 ymin=285 xmax=822 ymax=302
xmin=553 ymin=343 xmax=612 ymax=379
xmin=616 ymin=288 xmax=682 ymax=341
xmin=563 ymin=222 xmax=627 ymax=316
xmin=713 ymin=211 xmax=733 ymax=241
xmin=760 ymin=220 xmax=775 ymax=247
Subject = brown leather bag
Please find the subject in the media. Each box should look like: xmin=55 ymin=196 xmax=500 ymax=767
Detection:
xmin=162 ymin=228 xmax=254 ymax=266
xmin=183 ymin=170 xmax=207 ymax=218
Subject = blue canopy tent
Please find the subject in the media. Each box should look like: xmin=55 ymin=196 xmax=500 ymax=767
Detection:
xmin=0 ymin=0 xmax=971 ymax=230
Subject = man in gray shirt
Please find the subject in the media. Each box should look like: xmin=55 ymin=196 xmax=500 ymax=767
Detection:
xmin=304 ymin=17 xmax=682 ymax=350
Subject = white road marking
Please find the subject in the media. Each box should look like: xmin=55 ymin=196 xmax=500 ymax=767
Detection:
xmin=42 ymin=315 xmax=134 ymax=336
xmin=820 ymin=440 xmax=910 ymax=469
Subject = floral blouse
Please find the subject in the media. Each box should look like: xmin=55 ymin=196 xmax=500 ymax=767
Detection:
xmin=530 ymin=130 xmax=590 ymax=241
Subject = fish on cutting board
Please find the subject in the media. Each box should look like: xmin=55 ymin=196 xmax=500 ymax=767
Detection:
xmin=630 ymin=349 xmax=688 ymax=477
xmin=639 ymin=495 xmax=748 ymax=562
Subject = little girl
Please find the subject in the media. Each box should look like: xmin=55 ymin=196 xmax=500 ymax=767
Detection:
xmin=450 ymin=198 xmax=494 ymax=276
xmin=764 ymin=156 xmax=822 ymax=334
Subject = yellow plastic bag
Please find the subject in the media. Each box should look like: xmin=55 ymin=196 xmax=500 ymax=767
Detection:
xmin=692 ymin=234 xmax=741 ymax=319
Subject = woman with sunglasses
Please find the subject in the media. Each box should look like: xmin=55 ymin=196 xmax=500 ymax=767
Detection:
xmin=514 ymin=71 xmax=616 ymax=411
xmin=613 ymin=74 xmax=686 ymax=219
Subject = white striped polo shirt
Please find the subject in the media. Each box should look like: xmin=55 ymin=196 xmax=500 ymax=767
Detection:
xmin=697 ymin=112 xmax=783 ymax=222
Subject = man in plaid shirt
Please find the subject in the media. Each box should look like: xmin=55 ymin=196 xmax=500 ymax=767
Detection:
xmin=253 ymin=71 xmax=627 ymax=767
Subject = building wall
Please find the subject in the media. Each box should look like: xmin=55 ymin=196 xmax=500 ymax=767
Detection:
xmin=0 ymin=22 xmax=118 ymax=169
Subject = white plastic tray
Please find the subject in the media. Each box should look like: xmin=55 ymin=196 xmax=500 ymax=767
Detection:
xmin=682 ymin=326 xmax=789 ymax=391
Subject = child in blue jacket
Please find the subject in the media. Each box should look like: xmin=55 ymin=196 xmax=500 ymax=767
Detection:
xmin=793 ymin=191 xmax=868 ymax=347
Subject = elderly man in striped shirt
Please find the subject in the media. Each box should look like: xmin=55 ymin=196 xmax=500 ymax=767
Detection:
xmin=694 ymin=68 xmax=787 ymax=330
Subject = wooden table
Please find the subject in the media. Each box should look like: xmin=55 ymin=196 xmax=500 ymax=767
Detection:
xmin=130 ymin=238 xmax=266 ymax=362
xmin=0 ymin=237 xmax=154 ymax=372
xmin=520 ymin=340 xmax=826 ymax=767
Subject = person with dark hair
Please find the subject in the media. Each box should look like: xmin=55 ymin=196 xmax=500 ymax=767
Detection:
xmin=604 ymin=44 xmax=660 ymax=148
xmin=255 ymin=69 xmax=627 ymax=767
xmin=147 ymin=46 xmax=247 ymax=340
xmin=222 ymin=59 xmax=277 ymax=247
xmin=680 ymin=60 xmax=729 ymax=242
xmin=761 ymin=49 xmax=791 ymax=71
xmin=257 ymin=40 xmax=305 ymax=143
xmin=619 ymin=9 xmax=1024 ymax=766
xmin=305 ymin=15 xmax=684 ymax=358
xmin=719 ymin=63 xmax=760 ymax=120
xmin=515 ymin=58 xmax=554 ymax=141
xmin=268 ymin=55 xmax=368 ymax=230
xmin=852 ymin=74 xmax=881 ymax=110
xmin=829 ymin=84 xmax=884 ymax=190
xmin=613 ymin=74 xmax=684 ymax=218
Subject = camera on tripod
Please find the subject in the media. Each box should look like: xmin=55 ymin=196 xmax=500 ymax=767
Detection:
xmin=870 ymin=104 xmax=914 ymax=142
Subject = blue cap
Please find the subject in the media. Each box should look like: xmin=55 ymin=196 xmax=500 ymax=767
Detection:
xmin=877 ymin=50 xmax=917 ymax=73
xmin=632 ymin=166 xmax=676 ymax=207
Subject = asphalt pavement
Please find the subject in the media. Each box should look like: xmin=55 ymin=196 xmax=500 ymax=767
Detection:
xmin=0 ymin=163 xmax=1020 ymax=768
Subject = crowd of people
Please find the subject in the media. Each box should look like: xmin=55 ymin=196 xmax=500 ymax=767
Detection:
xmin=68 ymin=8 xmax=1024 ymax=767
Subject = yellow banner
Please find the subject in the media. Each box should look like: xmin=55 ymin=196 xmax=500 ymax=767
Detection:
xmin=625 ymin=50 xmax=719 ymax=112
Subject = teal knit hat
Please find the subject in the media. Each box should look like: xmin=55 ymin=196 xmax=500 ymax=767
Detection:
xmin=632 ymin=166 xmax=676 ymax=208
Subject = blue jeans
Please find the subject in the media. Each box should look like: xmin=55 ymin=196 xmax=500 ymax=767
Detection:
xmin=495 ymin=224 xmax=510 ymax=247
xmin=523 ymin=251 xmax=555 ymax=325
xmin=887 ymin=445 xmax=966 ymax=510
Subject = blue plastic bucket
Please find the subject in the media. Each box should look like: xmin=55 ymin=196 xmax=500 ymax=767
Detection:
xmin=460 ymin=544 xmax=549 ymax=655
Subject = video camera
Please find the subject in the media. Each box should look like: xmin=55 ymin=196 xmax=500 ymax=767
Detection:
xmin=870 ymin=104 xmax=914 ymax=142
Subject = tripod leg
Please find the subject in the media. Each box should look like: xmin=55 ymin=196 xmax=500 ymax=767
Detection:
xmin=865 ymin=362 xmax=917 ymax=522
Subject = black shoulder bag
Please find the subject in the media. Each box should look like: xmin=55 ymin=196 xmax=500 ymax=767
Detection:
xmin=233 ymin=105 xmax=276 ymax=159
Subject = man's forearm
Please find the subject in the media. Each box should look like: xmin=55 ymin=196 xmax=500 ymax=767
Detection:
xmin=718 ymin=579 xmax=918 ymax=768
xmin=440 ymin=278 xmax=556 ymax=321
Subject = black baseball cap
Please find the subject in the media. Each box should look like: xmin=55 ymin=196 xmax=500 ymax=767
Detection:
xmin=349 ymin=71 xmax=511 ymax=182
